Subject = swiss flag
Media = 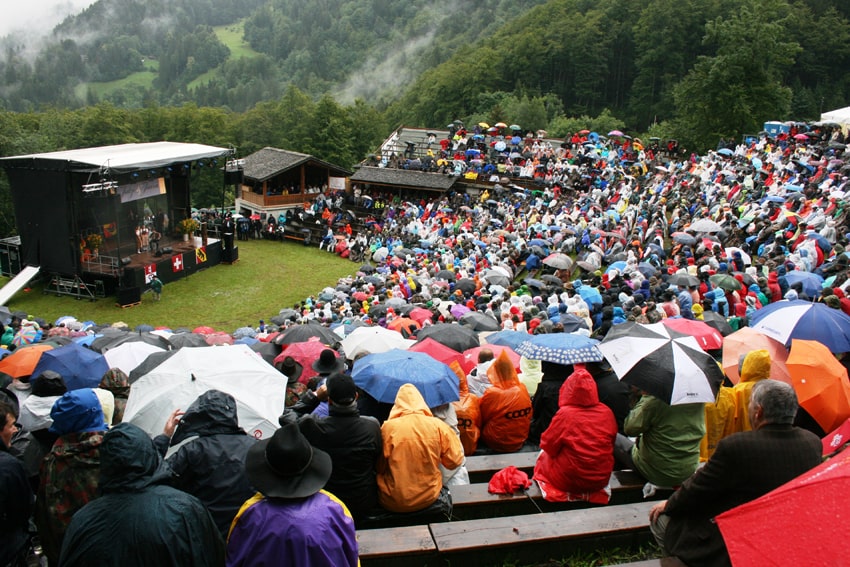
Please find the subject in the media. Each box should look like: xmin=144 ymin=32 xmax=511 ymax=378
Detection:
xmin=172 ymin=254 xmax=184 ymax=272
xmin=144 ymin=264 xmax=157 ymax=284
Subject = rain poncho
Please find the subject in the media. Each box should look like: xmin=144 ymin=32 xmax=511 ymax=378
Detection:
xmin=480 ymin=351 xmax=532 ymax=452
xmin=377 ymin=384 xmax=464 ymax=513
xmin=98 ymin=368 xmax=130 ymax=424
xmin=533 ymin=367 xmax=617 ymax=504
xmin=451 ymin=363 xmax=481 ymax=455
xmin=59 ymin=423 xmax=224 ymax=567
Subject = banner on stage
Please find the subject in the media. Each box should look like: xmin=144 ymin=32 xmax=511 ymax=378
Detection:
xmin=144 ymin=264 xmax=157 ymax=284
xmin=196 ymin=246 xmax=207 ymax=264
xmin=172 ymin=254 xmax=184 ymax=272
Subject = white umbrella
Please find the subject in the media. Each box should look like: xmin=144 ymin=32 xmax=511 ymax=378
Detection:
xmin=103 ymin=342 xmax=165 ymax=375
xmin=689 ymin=218 xmax=723 ymax=233
xmin=340 ymin=326 xmax=415 ymax=360
xmin=723 ymin=246 xmax=751 ymax=266
xmin=124 ymin=345 xmax=287 ymax=440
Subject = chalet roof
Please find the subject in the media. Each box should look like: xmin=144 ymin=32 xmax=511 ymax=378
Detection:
xmin=242 ymin=147 xmax=351 ymax=182
xmin=350 ymin=166 xmax=459 ymax=191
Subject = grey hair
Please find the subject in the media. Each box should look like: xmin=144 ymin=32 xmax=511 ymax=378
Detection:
xmin=750 ymin=380 xmax=798 ymax=425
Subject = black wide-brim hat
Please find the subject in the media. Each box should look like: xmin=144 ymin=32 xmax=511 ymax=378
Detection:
xmin=311 ymin=349 xmax=345 ymax=375
xmin=245 ymin=422 xmax=332 ymax=499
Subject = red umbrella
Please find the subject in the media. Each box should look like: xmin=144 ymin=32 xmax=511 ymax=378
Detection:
xmin=276 ymin=338 xmax=336 ymax=385
xmin=717 ymin=450 xmax=850 ymax=565
xmin=408 ymin=337 xmax=463 ymax=368
xmin=661 ymin=318 xmax=723 ymax=351
xmin=823 ymin=417 xmax=850 ymax=457
xmin=204 ymin=332 xmax=234 ymax=346
xmin=460 ymin=345 xmax=521 ymax=374
xmin=193 ymin=326 xmax=216 ymax=335
xmin=408 ymin=307 xmax=434 ymax=326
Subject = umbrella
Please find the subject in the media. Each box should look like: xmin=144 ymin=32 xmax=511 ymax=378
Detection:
xmin=485 ymin=329 xmax=531 ymax=350
xmin=481 ymin=269 xmax=511 ymax=287
xmin=700 ymin=311 xmax=734 ymax=337
xmin=192 ymin=326 xmax=216 ymax=335
xmin=250 ymin=341 xmax=282 ymax=366
xmin=667 ymin=273 xmax=700 ymax=287
xmin=716 ymin=148 xmax=734 ymax=156
xmin=783 ymin=271 xmax=824 ymax=298
xmin=435 ymin=270 xmax=457 ymax=281
xmin=540 ymin=274 xmax=564 ymax=288
xmin=30 ymin=343 xmax=109 ymax=391
xmin=608 ymin=130 xmax=624 ymax=137
xmin=455 ymin=278 xmax=476 ymax=294
xmin=408 ymin=307 xmax=434 ymax=326
xmin=723 ymin=246 xmax=751 ymax=266
xmin=167 ymin=333 xmax=209 ymax=349
xmin=275 ymin=338 xmax=336 ymax=385
xmin=408 ymin=337 xmax=463 ymax=368
xmin=542 ymin=253 xmax=573 ymax=270
xmin=515 ymin=333 xmax=603 ymax=365
xmin=450 ymin=304 xmax=471 ymax=319
xmin=636 ymin=262 xmax=658 ymax=278
xmin=671 ymin=232 xmax=696 ymax=246
xmin=92 ymin=331 xmax=171 ymax=353
xmin=786 ymin=339 xmax=850 ymax=433
xmin=232 ymin=326 xmax=257 ymax=340
xmin=351 ymin=350 xmax=460 ymax=407
xmin=557 ymin=313 xmax=590 ymax=334
xmin=204 ymin=332 xmax=234 ymax=346
xmin=688 ymin=218 xmax=722 ymax=233
xmin=717 ymin=451 xmax=850 ymax=566
xmin=359 ymin=264 xmax=376 ymax=274
xmin=103 ymin=342 xmax=165 ymax=376
xmin=0 ymin=344 xmax=53 ymax=379
xmin=721 ymin=327 xmax=790 ymax=384
xmin=273 ymin=323 xmax=340 ymax=347
xmin=750 ymin=299 xmax=850 ymax=352
xmin=459 ymin=311 xmax=501 ymax=332
xmin=598 ymin=322 xmax=724 ymax=405
xmin=387 ymin=317 xmax=421 ymax=337
xmin=576 ymin=284 xmax=603 ymax=306
xmin=710 ymin=273 xmax=742 ymax=291
xmin=12 ymin=326 xmax=40 ymax=347
xmin=660 ymin=318 xmax=723 ymax=351
xmin=461 ymin=345 xmax=521 ymax=374
xmin=128 ymin=350 xmax=177 ymax=384
xmin=340 ymin=326 xmax=414 ymax=360
xmin=124 ymin=345 xmax=288 ymax=440
xmin=416 ymin=323 xmax=480 ymax=352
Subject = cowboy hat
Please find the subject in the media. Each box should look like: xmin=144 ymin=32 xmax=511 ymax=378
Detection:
xmin=311 ymin=349 xmax=345 ymax=375
xmin=276 ymin=355 xmax=303 ymax=384
xmin=245 ymin=422 xmax=332 ymax=499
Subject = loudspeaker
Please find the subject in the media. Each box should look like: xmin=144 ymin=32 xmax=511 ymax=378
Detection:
xmin=154 ymin=250 xmax=163 ymax=257
xmin=117 ymin=286 xmax=141 ymax=306
xmin=121 ymin=257 xmax=131 ymax=265
xmin=161 ymin=246 xmax=173 ymax=254
xmin=222 ymin=246 xmax=239 ymax=263
xmin=224 ymin=169 xmax=243 ymax=185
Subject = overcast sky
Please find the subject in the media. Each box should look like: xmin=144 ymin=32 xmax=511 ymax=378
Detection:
xmin=1 ymin=0 xmax=94 ymax=37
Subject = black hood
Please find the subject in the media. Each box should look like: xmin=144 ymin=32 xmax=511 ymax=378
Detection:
xmin=171 ymin=389 xmax=244 ymax=445
xmin=100 ymin=422 xmax=168 ymax=493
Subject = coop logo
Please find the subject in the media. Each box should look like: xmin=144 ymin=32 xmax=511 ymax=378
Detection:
xmin=505 ymin=407 xmax=532 ymax=419
xmin=457 ymin=418 xmax=474 ymax=428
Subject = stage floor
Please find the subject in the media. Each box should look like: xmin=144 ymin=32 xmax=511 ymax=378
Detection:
xmin=83 ymin=235 xmax=219 ymax=275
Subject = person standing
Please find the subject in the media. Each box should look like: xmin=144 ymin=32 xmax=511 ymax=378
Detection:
xmin=648 ymin=380 xmax=822 ymax=565
xmin=59 ymin=423 xmax=224 ymax=567
xmin=150 ymin=276 xmax=163 ymax=301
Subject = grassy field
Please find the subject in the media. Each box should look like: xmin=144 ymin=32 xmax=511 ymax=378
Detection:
xmin=188 ymin=20 xmax=261 ymax=89
xmin=0 ymin=239 xmax=356 ymax=331
xmin=81 ymin=59 xmax=159 ymax=100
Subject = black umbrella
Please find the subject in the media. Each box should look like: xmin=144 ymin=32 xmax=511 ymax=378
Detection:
xmin=435 ymin=270 xmax=456 ymax=281
xmin=128 ymin=350 xmax=178 ymax=384
xmin=416 ymin=324 xmax=480 ymax=352
xmin=558 ymin=313 xmax=589 ymax=333
xmin=667 ymin=273 xmax=700 ymax=287
xmin=394 ymin=248 xmax=415 ymax=258
xmin=459 ymin=311 xmax=501 ymax=332
xmin=540 ymin=274 xmax=564 ymax=288
xmin=701 ymin=311 xmax=734 ymax=336
xmin=481 ymin=270 xmax=511 ymax=288
xmin=273 ymin=323 xmax=340 ymax=347
xmin=250 ymin=341 xmax=282 ymax=365
xmin=93 ymin=331 xmax=172 ymax=354
xmin=364 ymin=275 xmax=385 ymax=287
xmin=167 ymin=333 xmax=209 ymax=349
xmin=367 ymin=304 xmax=389 ymax=320
xmin=359 ymin=264 xmax=376 ymax=274
xmin=455 ymin=278 xmax=476 ymax=293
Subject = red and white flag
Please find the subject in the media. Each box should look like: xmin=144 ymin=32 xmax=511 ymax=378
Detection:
xmin=172 ymin=254 xmax=184 ymax=272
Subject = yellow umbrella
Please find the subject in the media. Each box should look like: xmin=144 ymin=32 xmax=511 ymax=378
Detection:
xmin=478 ymin=122 xmax=490 ymax=129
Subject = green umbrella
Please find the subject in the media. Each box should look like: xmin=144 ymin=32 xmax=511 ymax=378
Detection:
xmin=710 ymin=273 xmax=743 ymax=291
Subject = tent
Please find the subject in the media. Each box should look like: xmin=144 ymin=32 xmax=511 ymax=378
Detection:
xmin=819 ymin=106 xmax=850 ymax=131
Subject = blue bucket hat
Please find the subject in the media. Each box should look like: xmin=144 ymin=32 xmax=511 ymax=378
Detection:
xmin=49 ymin=388 xmax=107 ymax=436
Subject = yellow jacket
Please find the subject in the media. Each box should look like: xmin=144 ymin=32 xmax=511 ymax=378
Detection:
xmin=377 ymin=384 xmax=464 ymax=513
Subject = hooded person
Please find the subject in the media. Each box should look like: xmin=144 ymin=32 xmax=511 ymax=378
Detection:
xmin=728 ymin=350 xmax=772 ymax=433
xmin=98 ymin=368 xmax=131 ymax=424
xmin=226 ymin=422 xmax=359 ymax=567
xmin=12 ymin=370 xmax=65 ymax=486
xmin=59 ymin=422 xmax=224 ymax=567
xmin=480 ymin=350 xmax=533 ymax=452
xmin=533 ymin=366 xmax=618 ymax=504
xmin=528 ymin=360 xmax=573 ymax=445
xmin=376 ymin=384 xmax=464 ymax=513
xmin=153 ymin=389 xmax=257 ymax=537
xmin=35 ymin=388 xmax=108 ymax=565
xmin=1 ymin=399 xmax=33 ymax=567
xmin=451 ymin=362 xmax=482 ymax=456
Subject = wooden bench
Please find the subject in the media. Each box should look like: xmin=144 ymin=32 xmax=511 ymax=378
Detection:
xmin=357 ymin=501 xmax=657 ymax=566
xmin=429 ymin=500 xmax=656 ymax=565
xmin=356 ymin=524 xmax=437 ymax=567
xmin=465 ymin=451 xmax=538 ymax=483
xmin=451 ymin=470 xmax=656 ymax=520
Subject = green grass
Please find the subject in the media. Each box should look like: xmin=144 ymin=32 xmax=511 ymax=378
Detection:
xmin=82 ymin=59 xmax=159 ymax=99
xmin=188 ymin=20 xmax=262 ymax=90
xmin=0 ymin=239 xmax=355 ymax=332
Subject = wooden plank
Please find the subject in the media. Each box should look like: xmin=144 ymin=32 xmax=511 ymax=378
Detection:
xmin=431 ymin=500 xmax=655 ymax=554
xmin=357 ymin=524 xmax=436 ymax=561
xmin=465 ymin=451 xmax=537 ymax=482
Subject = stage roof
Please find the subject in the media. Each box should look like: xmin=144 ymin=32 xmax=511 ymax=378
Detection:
xmin=0 ymin=142 xmax=231 ymax=173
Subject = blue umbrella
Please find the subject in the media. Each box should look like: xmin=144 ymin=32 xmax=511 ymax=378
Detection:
xmin=784 ymin=183 xmax=804 ymax=192
xmin=750 ymin=300 xmax=850 ymax=352
xmin=606 ymin=261 xmax=627 ymax=274
xmin=31 ymin=342 xmax=109 ymax=391
xmin=351 ymin=350 xmax=459 ymax=407
xmin=515 ymin=333 xmax=603 ymax=365
xmin=717 ymin=148 xmax=734 ymax=156
xmin=806 ymin=233 xmax=832 ymax=253
xmin=762 ymin=195 xmax=786 ymax=203
xmin=784 ymin=271 xmax=824 ymax=298
xmin=234 ymin=336 xmax=259 ymax=346
xmin=485 ymin=330 xmax=530 ymax=350
xmin=576 ymin=285 xmax=603 ymax=306
xmin=73 ymin=334 xmax=102 ymax=348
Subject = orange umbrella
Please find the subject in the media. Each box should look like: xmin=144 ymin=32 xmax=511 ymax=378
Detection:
xmin=786 ymin=339 xmax=850 ymax=433
xmin=460 ymin=345 xmax=521 ymax=375
xmin=721 ymin=327 xmax=790 ymax=384
xmin=386 ymin=317 xmax=421 ymax=337
xmin=0 ymin=343 xmax=54 ymax=378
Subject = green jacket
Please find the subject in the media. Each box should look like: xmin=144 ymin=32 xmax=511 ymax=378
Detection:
xmin=624 ymin=394 xmax=705 ymax=487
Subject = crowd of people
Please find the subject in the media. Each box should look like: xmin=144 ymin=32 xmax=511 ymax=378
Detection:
xmin=2 ymin=122 xmax=850 ymax=566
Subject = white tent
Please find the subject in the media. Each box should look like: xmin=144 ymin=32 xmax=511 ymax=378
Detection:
xmin=819 ymin=106 xmax=850 ymax=130
xmin=124 ymin=345 xmax=287 ymax=440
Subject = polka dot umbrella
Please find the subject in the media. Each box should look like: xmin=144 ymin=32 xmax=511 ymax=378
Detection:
xmin=514 ymin=332 xmax=604 ymax=366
